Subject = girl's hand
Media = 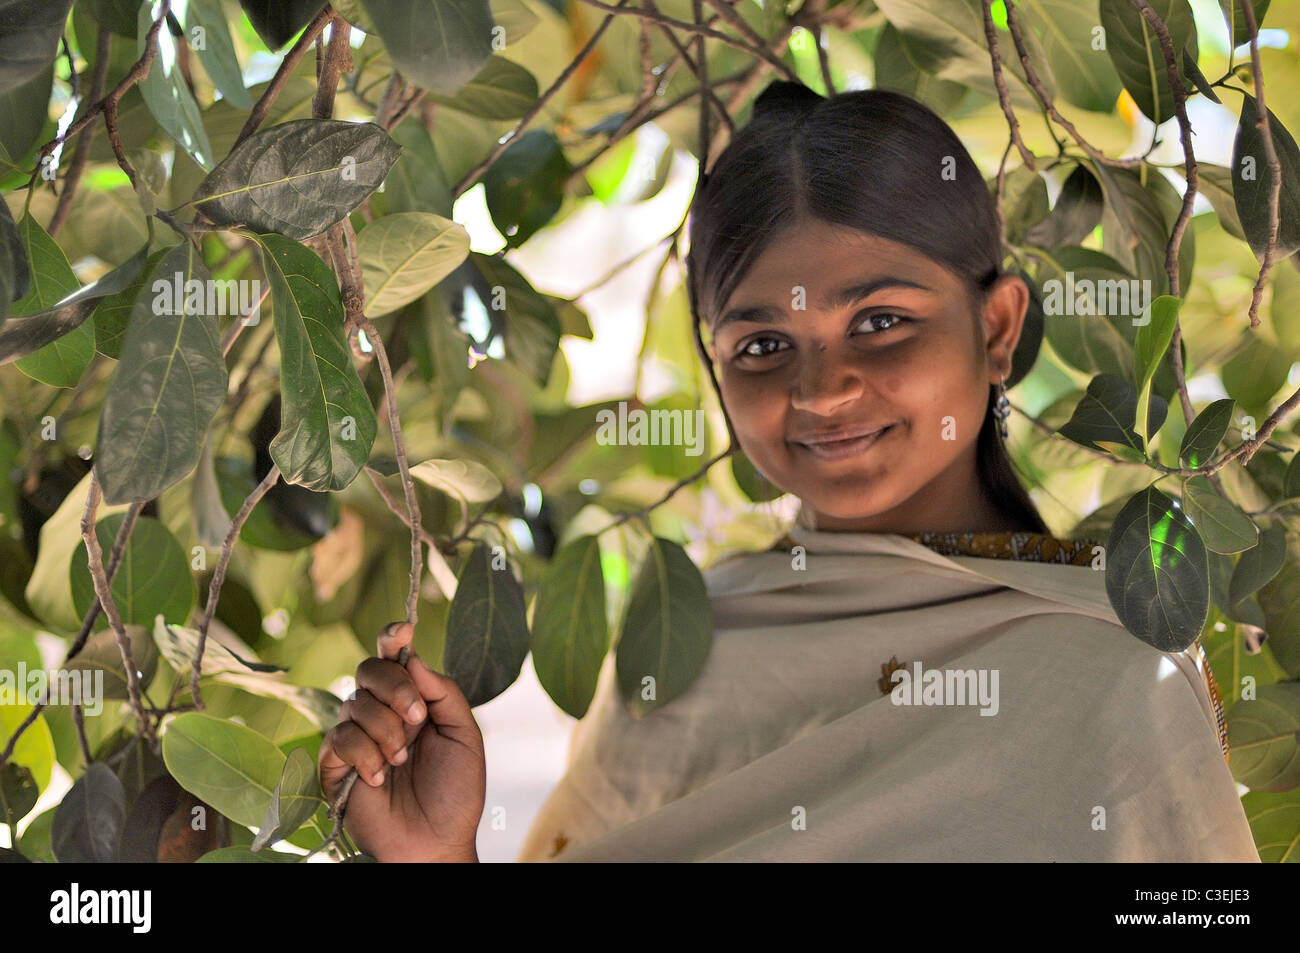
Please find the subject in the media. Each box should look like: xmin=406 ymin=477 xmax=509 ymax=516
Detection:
xmin=319 ymin=622 xmax=486 ymax=862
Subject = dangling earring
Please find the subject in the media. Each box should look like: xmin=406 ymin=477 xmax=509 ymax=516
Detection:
xmin=993 ymin=370 xmax=1011 ymax=441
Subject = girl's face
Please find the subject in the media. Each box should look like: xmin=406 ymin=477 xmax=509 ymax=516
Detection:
xmin=707 ymin=218 xmax=1029 ymax=534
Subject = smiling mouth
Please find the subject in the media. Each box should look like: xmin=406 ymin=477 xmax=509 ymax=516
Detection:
xmin=794 ymin=424 xmax=895 ymax=461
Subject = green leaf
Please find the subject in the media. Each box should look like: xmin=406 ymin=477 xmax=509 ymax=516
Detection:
xmin=1219 ymin=0 xmax=1271 ymax=49
xmin=50 ymin=762 xmax=125 ymax=862
xmin=1191 ymin=164 xmax=1247 ymax=240
xmin=69 ymin=513 xmax=196 ymax=629
xmin=443 ymin=540 xmax=530 ymax=707
xmin=1232 ymin=94 xmax=1300 ymax=260
xmin=251 ymin=747 xmax=322 ymax=850
xmin=0 ymin=703 xmax=53 ymax=791
xmin=1037 ymin=247 xmax=1137 ymax=380
xmin=255 ymin=233 xmax=377 ymax=490
xmin=359 ymin=0 xmax=495 ymax=96
xmin=152 ymin=616 xmax=288 ymax=678
xmin=1098 ymin=0 xmax=1195 ymax=125
xmin=1094 ymin=164 xmax=1171 ymax=294
xmin=1016 ymin=0 xmax=1123 ymax=112
xmin=871 ymin=0 xmax=1054 ymax=108
xmin=1222 ymin=335 xmax=1291 ymax=410
xmin=1058 ymin=373 xmax=1167 ymax=453
xmin=1104 ymin=486 xmax=1209 ymax=652
xmin=732 ymin=450 xmax=785 ymax=503
xmin=238 ymin=0 xmax=327 ymax=50
xmin=1229 ymin=524 xmax=1288 ymax=606
xmin=871 ymin=23 xmax=966 ymax=115
xmin=1094 ymin=440 xmax=1148 ymax=463
xmin=482 ymin=130 xmax=572 ymax=250
xmin=197 ymin=845 xmax=300 ymax=862
xmin=10 ymin=213 xmax=93 ymax=388
xmin=161 ymin=711 xmax=286 ymax=828
xmin=191 ymin=119 xmax=401 ymax=240
xmin=0 ymin=763 xmax=36 ymax=828
xmin=95 ymin=241 xmax=228 ymax=504
xmin=187 ymin=0 xmax=253 ymax=109
xmin=1259 ymin=555 xmax=1300 ymax=677
xmin=1026 ymin=164 xmax=1105 ymax=248
xmin=208 ymin=672 xmax=341 ymax=731
xmin=471 ymin=251 xmax=561 ymax=386
xmin=136 ymin=0 xmax=215 ymax=170
xmin=93 ymin=247 xmax=169 ymax=359
xmin=616 ymin=536 xmax=713 ymax=718
xmin=0 ymin=0 xmax=73 ymax=96
xmin=427 ymin=55 xmax=539 ymax=120
xmin=359 ymin=212 xmax=470 ymax=318
xmin=384 ymin=119 xmax=454 ymax=218
xmin=1240 ymin=786 xmax=1300 ymax=863
xmin=1181 ymin=476 xmax=1259 ymax=554
xmin=1179 ymin=398 xmax=1235 ymax=468
xmin=61 ymin=624 xmax=160 ymax=701
xmin=0 ymin=245 xmax=149 ymax=366
xmin=409 ymin=457 xmax=502 ymax=508
xmin=0 ymin=199 xmax=28 ymax=314
xmin=531 ymin=536 xmax=608 ymax=718
xmin=0 ymin=64 xmax=53 ymax=168
xmin=1226 ymin=681 xmax=1300 ymax=792
xmin=1133 ymin=295 xmax=1178 ymax=444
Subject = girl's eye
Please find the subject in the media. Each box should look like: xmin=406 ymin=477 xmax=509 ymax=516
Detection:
xmin=855 ymin=312 xmax=908 ymax=334
xmin=738 ymin=335 xmax=788 ymax=358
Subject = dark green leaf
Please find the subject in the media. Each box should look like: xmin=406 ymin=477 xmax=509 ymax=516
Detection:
xmin=0 ymin=196 xmax=28 ymax=313
xmin=1058 ymin=373 xmax=1167 ymax=452
xmin=444 ymin=540 xmax=530 ymax=707
xmin=471 ymin=251 xmax=561 ymax=386
xmin=93 ymin=247 xmax=169 ymax=359
xmin=732 ymin=450 xmax=785 ymax=503
xmin=427 ymin=55 xmax=539 ymax=120
xmin=1232 ymin=94 xmax=1300 ymax=260
xmin=137 ymin=0 xmax=215 ymax=169
xmin=482 ymin=130 xmax=571 ymax=250
xmin=51 ymin=762 xmax=126 ymax=862
xmin=9 ymin=213 xmax=92 ymax=387
xmin=1180 ymin=398 xmax=1235 ymax=468
xmin=95 ymin=241 xmax=228 ymax=504
xmin=0 ymin=64 xmax=53 ymax=166
xmin=1229 ymin=524 xmax=1287 ymax=606
xmin=238 ymin=0 xmax=328 ymax=50
xmin=0 ymin=245 xmax=148 ymax=366
xmin=191 ymin=119 xmax=401 ymax=240
xmin=1181 ymin=475 xmax=1259 ymax=554
xmin=0 ymin=763 xmax=36 ymax=828
xmin=1104 ymin=486 xmax=1209 ymax=652
xmin=1133 ymin=294 xmax=1178 ymax=443
xmin=161 ymin=711 xmax=286 ymax=828
xmin=1219 ymin=0 xmax=1271 ymax=48
xmin=1016 ymin=0 xmax=1123 ymax=112
xmin=1038 ymin=247 xmax=1137 ymax=380
xmin=187 ymin=0 xmax=253 ymax=109
xmin=359 ymin=0 xmax=495 ymax=96
xmin=1095 ymin=164 xmax=1171 ymax=294
xmin=197 ymin=846 xmax=300 ymax=862
xmin=1099 ymin=0 xmax=1196 ymax=125
xmin=1240 ymin=786 xmax=1300 ymax=863
xmin=61 ymin=624 xmax=160 ymax=701
xmin=0 ymin=0 xmax=74 ymax=96
xmin=384 ymin=119 xmax=454 ymax=218
xmin=870 ymin=23 xmax=966 ymax=115
xmin=1226 ymin=681 xmax=1300 ymax=792
xmin=1026 ymin=164 xmax=1104 ymax=248
xmin=531 ymin=536 xmax=608 ymax=718
xmin=251 ymin=747 xmax=322 ymax=850
xmin=1192 ymin=164 xmax=1247 ymax=240
xmin=69 ymin=513 xmax=196 ymax=630
xmin=616 ymin=536 xmax=712 ymax=718
xmin=256 ymin=233 xmax=377 ymax=491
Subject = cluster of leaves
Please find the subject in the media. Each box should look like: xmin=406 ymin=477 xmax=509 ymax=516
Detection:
xmin=0 ymin=0 xmax=1297 ymax=862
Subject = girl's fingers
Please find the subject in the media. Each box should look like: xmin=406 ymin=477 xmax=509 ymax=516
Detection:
xmin=377 ymin=621 xmax=414 ymax=662
xmin=339 ymin=690 xmax=410 ymax=766
xmin=319 ymin=721 xmax=388 ymax=793
xmin=356 ymin=656 xmax=427 ymax=727
xmin=407 ymin=654 xmax=482 ymax=752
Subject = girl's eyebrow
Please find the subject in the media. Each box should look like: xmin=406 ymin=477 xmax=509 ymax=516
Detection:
xmin=715 ymin=275 xmax=936 ymax=331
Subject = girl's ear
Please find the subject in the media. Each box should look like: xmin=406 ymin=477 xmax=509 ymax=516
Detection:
xmin=981 ymin=273 xmax=1029 ymax=380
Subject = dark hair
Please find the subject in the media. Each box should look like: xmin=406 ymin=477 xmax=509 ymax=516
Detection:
xmin=685 ymin=79 xmax=1049 ymax=535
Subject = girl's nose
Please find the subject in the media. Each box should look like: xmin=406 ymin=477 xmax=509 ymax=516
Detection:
xmin=789 ymin=346 xmax=866 ymax=416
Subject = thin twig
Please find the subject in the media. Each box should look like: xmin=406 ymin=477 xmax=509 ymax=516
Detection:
xmin=49 ymin=25 xmax=111 ymax=237
xmin=234 ymin=5 xmax=334 ymax=148
xmin=189 ymin=464 xmax=279 ymax=708
xmin=982 ymin=0 xmax=1035 ymax=170
xmin=81 ymin=478 xmax=154 ymax=746
xmin=1239 ymin=0 xmax=1280 ymax=329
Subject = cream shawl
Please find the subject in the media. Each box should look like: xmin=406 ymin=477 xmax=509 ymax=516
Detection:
xmin=516 ymin=525 xmax=1260 ymax=862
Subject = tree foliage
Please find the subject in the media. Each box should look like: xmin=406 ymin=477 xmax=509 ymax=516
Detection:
xmin=0 ymin=0 xmax=1298 ymax=862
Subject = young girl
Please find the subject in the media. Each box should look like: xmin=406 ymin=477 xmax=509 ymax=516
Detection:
xmin=318 ymin=80 xmax=1259 ymax=862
